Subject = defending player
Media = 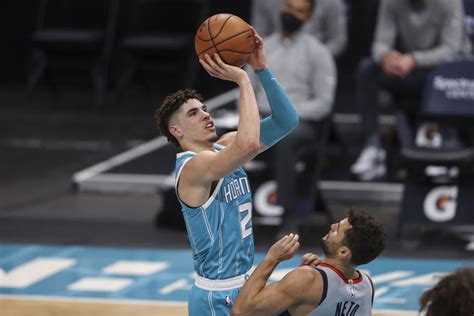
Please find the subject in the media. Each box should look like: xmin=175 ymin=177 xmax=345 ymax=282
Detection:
xmin=155 ymin=29 xmax=299 ymax=315
xmin=231 ymin=209 xmax=387 ymax=316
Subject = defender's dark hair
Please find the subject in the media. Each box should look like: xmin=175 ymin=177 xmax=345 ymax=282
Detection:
xmin=343 ymin=209 xmax=387 ymax=265
xmin=419 ymin=268 xmax=474 ymax=316
xmin=154 ymin=89 xmax=203 ymax=147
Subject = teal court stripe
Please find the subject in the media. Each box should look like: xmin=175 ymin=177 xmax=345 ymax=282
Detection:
xmin=0 ymin=243 xmax=472 ymax=312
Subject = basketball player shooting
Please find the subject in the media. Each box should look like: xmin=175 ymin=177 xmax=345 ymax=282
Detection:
xmin=155 ymin=28 xmax=299 ymax=316
xmin=231 ymin=209 xmax=387 ymax=316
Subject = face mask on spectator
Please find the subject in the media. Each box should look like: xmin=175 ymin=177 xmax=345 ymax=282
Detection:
xmin=280 ymin=12 xmax=304 ymax=34
xmin=409 ymin=0 xmax=426 ymax=11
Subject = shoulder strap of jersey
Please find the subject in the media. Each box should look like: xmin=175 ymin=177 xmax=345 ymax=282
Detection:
xmin=313 ymin=267 xmax=328 ymax=305
xmin=363 ymin=272 xmax=375 ymax=306
xmin=175 ymin=151 xmax=196 ymax=191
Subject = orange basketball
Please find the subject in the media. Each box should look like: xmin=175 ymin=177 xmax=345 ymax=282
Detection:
xmin=195 ymin=13 xmax=255 ymax=68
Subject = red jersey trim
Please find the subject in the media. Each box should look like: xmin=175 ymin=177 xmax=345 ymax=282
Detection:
xmin=319 ymin=263 xmax=363 ymax=284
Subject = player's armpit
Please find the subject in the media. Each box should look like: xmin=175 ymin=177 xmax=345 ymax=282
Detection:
xmin=287 ymin=266 xmax=325 ymax=315
xmin=217 ymin=131 xmax=269 ymax=154
xmin=182 ymin=140 xmax=258 ymax=185
xmin=231 ymin=280 xmax=293 ymax=316
xmin=176 ymin=151 xmax=219 ymax=207
xmin=193 ymin=143 xmax=259 ymax=183
xmin=232 ymin=267 xmax=321 ymax=316
xmin=216 ymin=131 xmax=237 ymax=146
xmin=180 ymin=150 xmax=218 ymax=184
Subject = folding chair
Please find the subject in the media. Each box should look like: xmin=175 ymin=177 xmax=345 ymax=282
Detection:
xmin=115 ymin=0 xmax=209 ymax=99
xmin=27 ymin=0 xmax=119 ymax=107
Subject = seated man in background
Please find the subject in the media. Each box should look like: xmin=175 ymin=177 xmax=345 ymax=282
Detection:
xmin=419 ymin=267 xmax=474 ymax=316
xmin=350 ymin=0 xmax=471 ymax=181
xmin=251 ymin=0 xmax=347 ymax=58
xmin=249 ymin=0 xmax=337 ymax=236
xmin=231 ymin=209 xmax=387 ymax=316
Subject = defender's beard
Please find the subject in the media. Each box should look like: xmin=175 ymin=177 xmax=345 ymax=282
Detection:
xmin=208 ymin=134 xmax=219 ymax=143
xmin=320 ymin=237 xmax=337 ymax=257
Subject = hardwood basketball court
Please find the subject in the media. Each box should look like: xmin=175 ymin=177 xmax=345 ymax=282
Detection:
xmin=1 ymin=296 xmax=417 ymax=316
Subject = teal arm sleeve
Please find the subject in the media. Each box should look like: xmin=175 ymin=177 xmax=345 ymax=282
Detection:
xmin=257 ymin=68 xmax=299 ymax=147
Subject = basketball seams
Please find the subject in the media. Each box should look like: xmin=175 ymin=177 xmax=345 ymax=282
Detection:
xmin=195 ymin=33 xmax=213 ymax=42
xmin=197 ymin=29 xmax=254 ymax=56
xmin=211 ymin=14 xmax=235 ymax=40
xmin=195 ymin=22 xmax=212 ymax=42
xmin=195 ymin=13 xmax=255 ymax=67
xmin=196 ymin=14 xmax=234 ymax=42
xmin=217 ymin=49 xmax=254 ymax=54
xmin=206 ymin=14 xmax=225 ymax=62
xmin=207 ymin=15 xmax=233 ymax=64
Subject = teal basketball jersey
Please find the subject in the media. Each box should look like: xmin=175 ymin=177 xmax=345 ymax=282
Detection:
xmin=175 ymin=144 xmax=254 ymax=279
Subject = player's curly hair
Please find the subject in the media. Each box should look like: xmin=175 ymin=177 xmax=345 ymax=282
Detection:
xmin=419 ymin=268 xmax=474 ymax=316
xmin=343 ymin=209 xmax=387 ymax=265
xmin=154 ymin=89 xmax=203 ymax=147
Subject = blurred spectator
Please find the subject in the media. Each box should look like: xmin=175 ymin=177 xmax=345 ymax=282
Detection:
xmin=249 ymin=0 xmax=336 ymax=236
xmin=251 ymin=0 xmax=347 ymax=57
xmin=350 ymin=0 xmax=472 ymax=181
xmin=464 ymin=0 xmax=474 ymax=50
xmin=419 ymin=268 xmax=474 ymax=316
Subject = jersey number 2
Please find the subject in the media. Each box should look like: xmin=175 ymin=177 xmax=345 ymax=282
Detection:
xmin=239 ymin=202 xmax=253 ymax=239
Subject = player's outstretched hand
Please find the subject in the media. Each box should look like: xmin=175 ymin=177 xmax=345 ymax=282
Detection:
xmin=199 ymin=53 xmax=248 ymax=85
xmin=266 ymin=233 xmax=300 ymax=263
xmin=300 ymin=253 xmax=322 ymax=267
xmin=247 ymin=27 xmax=266 ymax=71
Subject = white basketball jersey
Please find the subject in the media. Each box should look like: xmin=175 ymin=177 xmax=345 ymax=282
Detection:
xmin=308 ymin=263 xmax=374 ymax=316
